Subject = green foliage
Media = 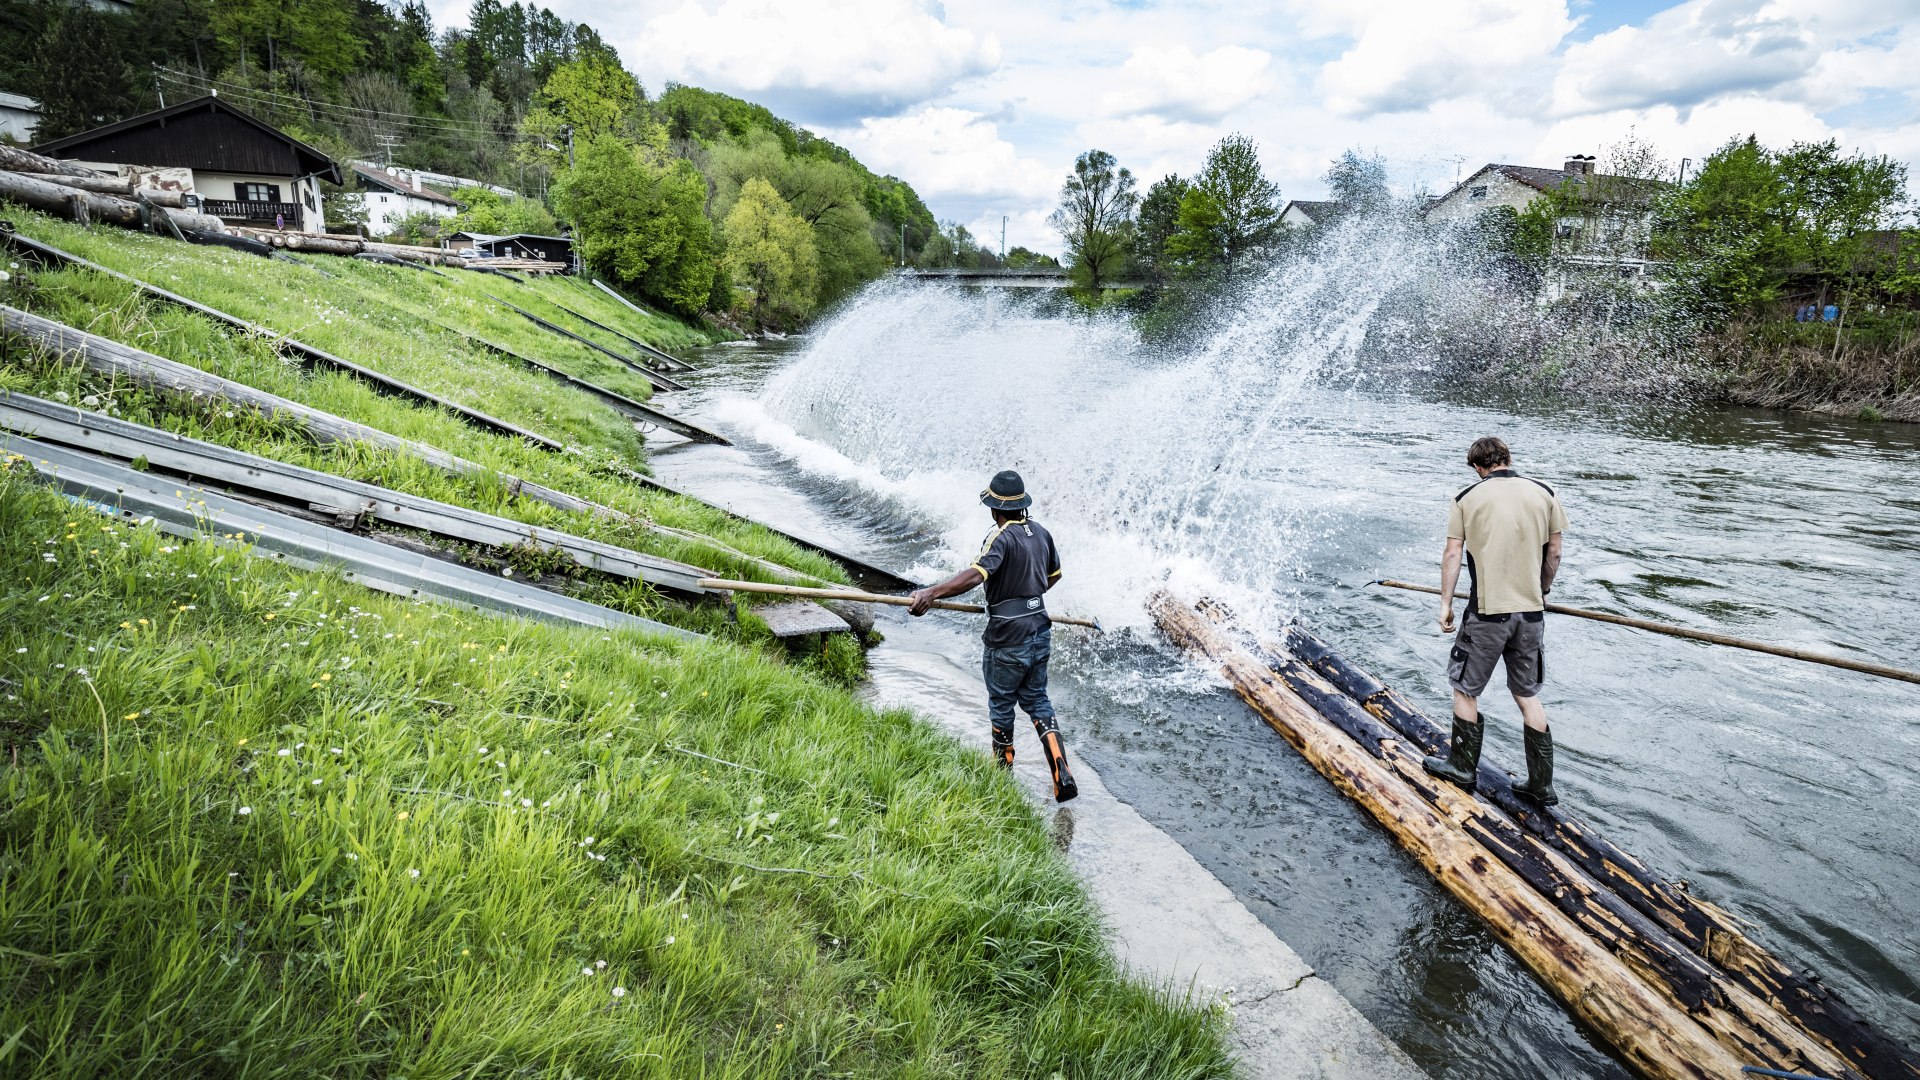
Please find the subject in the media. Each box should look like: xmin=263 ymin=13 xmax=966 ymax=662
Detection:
xmin=1165 ymin=135 xmax=1281 ymax=278
xmin=1050 ymin=149 xmax=1137 ymax=291
xmin=1659 ymin=135 xmax=1909 ymax=319
xmin=380 ymin=209 xmax=446 ymax=244
xmin=24 ymin=1 xmax=137 ymax=141
xmin=446 ymin=186 xmax=560 ymax=237
xmin=1133 ymin=174 xmax=1189 ymax=284
xmin=554 ymin=138 xmax=716 ymax=317
xmin=723 ymin=177 xmax=820 ymax=328
xmin=519 ymin=52 xmax=649 ymax=172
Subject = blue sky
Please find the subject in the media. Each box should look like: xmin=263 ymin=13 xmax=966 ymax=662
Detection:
xmin=428 ymin=0 xmax=1920 ymax=254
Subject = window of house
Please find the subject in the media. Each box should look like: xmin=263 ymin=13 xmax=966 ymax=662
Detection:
xmin=377 ymin=194 xmax=388 ymax=203
xmin=1468 ymin=185 xmax=1488 ymax=200
xmin=236 ymin=183 xmax=281 ymax=203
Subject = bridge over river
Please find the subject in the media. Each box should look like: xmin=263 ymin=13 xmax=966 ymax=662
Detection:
xmin=897 ymin=268 xmax=1143 ymax=289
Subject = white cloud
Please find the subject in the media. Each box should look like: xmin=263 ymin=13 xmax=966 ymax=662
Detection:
xmin=1074 ymin=114 xmax=1228 ymax=185
xmin=639 ymin=0 xmax=1000 ymax=122
xmin=1314 ymin=0 xmax=1576 ymax=116
xmin=1551 ymin=0 xmax=1820 ymax=118
xmin=826 ymin=107 xmax=1057 ymax=203
xmin=1101 ymin=45 xmax=1274 ymax=123
xmin=1532 ymin=96 xmax=1835 ymax=170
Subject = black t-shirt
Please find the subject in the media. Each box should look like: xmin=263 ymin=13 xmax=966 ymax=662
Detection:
xmin=970 ymin=517 xmax=1062 ymax=648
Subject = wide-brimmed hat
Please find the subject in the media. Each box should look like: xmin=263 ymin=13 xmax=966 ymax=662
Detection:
xmin=980 ymin=469 xmax=1032 ymax=511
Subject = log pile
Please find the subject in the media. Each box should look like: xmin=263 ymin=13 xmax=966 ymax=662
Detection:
xmin=0 ymin=153 xmax=226 ymax=238
xmin=1150 ymin=593 xmax=1919 ymax=1080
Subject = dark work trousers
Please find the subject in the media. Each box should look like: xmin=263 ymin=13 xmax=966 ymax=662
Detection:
xmin=982 ymin=626 xmax=1058 ymax=752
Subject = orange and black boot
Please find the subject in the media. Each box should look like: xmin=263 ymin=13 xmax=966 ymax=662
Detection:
xmin=991 ymin=727 xmax=1015 ymax=769
xmin=1033 ymin=717 xmax=1078 ymax=803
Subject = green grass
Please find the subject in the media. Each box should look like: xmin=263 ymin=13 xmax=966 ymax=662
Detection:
xmin=0 ymin=465 xmax=1233 ymax=1078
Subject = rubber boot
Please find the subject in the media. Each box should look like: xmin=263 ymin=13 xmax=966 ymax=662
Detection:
xmin=1422 ymin=715 xmax=1483 ymax=790
xmin=1513 ymin=727 xmax=1559 ymax=807
xmin=991 ymin=727 xmax=1015 ymax=770
xmin=1033 ymin=717 xmax=1078 ymax=803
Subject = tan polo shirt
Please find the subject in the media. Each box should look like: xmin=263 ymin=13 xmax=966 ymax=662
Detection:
xmin=1446 ymin=470 xmax=1568 ymax=615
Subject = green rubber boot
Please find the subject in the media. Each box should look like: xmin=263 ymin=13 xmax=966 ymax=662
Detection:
xmin=1422 ymin=715 xmax=1483 ymax=790
xmin=1513 ymin=727 xmax=1559 ymax=807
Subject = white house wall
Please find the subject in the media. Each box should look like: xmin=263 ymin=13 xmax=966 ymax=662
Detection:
xmin=363 ymin=191 xmax=458 ymax=236
xmin=1425 ymin=171 xmax=1542 ymax=224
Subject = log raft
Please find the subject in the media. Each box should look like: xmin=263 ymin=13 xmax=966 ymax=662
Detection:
xmin=1150 ymin=592 xmax=1913 ymax=1080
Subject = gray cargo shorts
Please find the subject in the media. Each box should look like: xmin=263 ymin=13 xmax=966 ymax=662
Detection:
xmin=1449 ymin=609 xmax=1546 ymax=698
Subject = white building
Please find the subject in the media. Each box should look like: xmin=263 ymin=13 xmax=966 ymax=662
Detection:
xmin=1423 ymin=157 xmax=1601 ymax=224
xmin=1280 ymin=200 xmax=1343 ymax=229
xmin=0 ymin=92 xmax=39 ymax=143
xmin=350 ymin=163 xmax=461 ymax=236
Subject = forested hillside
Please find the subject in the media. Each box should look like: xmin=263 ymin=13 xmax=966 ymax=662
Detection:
xmin=0 ymin=0 xmax=940 ymax=327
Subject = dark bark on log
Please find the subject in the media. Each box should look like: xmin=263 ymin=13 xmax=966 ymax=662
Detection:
xmin=0 ymin=146 xmax=97 ymax=178
xmin=1282 ymin=623 xmax=1920 ymax=1080
xmin=0 ymin=231 xmax=560 ymax=451
xmin=1150 ymin=592 xmax=1751 ymax=1080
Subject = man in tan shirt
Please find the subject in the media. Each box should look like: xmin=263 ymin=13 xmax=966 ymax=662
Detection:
xmin=1424 ymin=436 xmax=1568 ymax=805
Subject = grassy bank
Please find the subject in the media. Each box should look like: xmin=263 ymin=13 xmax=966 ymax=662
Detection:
xmin=1706 ymin=320 xmax=1920 ymax=422
xmin=0 ymin=469 xmax=1231 ymax=1077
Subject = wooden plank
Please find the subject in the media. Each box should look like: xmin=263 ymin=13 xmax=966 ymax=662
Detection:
xmin=0 ymin=229 xmax=563 ymax=452
xmin=1151 ymin=592 xmax=1796 ymax=1080
xmin=0 ymin=393 xmax=713 ymax=595
xmin=1281 ymin=624 xmax=1920 ymax=1080
xmin=483 ymin=292 xmax=688 ymax=392
xmin=751 ymin=601 xmax=852 ymax=638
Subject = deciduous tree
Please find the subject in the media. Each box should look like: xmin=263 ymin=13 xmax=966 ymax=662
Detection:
xmin=722 ymin=176 xmax=818 ymax=326
xmin=1167 ymin=135 xmax=1281 ymax=278
xmin=1049 ymin=149 xmax=1137 ymax=291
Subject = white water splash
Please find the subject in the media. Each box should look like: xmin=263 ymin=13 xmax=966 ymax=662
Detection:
xmin=715 ymin=215 xmax=1445 ymax=630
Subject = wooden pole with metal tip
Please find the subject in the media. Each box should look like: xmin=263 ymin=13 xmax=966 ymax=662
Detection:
xmin=698 ymin=578 xmax=1102 ymax=630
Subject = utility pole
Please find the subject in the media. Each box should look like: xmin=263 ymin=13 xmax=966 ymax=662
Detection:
xmin=376 ymin=134 xmax=399 ymax=166
xmin=1000 ymin=215 xmax=1006 ymax=262
xmin=152 ymin=64 xmax=165 ymax=108
xmin=1677 ymin=157 xmax=1691 ymax=186
xmin=563 ymin=125 xmax=574 ymax=169
xmin=899 ymin=222 xmax=906 ymax=267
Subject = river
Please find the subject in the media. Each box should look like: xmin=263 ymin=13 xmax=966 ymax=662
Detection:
xmin=646 ymin=277 xmax=1920 ymax=1079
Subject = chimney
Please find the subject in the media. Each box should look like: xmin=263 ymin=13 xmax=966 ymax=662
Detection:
xmin=412 ymin=172 xmax=421 ymax=192
xmin=1563 ymin=154 xmax=1595 ymax=176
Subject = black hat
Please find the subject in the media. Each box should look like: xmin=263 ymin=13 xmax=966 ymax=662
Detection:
xmin=980 ymin=469 xmax=1032 ymax=511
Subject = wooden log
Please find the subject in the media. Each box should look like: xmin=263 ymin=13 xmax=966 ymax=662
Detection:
xmin=10 ymin=175 xmax=189 ymax=210
xmin=362 ymin=241 xmax=448 ymax=265
xmin=0 ymin=231 xmax=559 ymax=451
xmin=0 ymin=170 xmax=223 ymax=235
xmin=280 ymin=233 xmax=362 ymax=256
xmin=1149 ymin=591 xmax=1756 ymax=1080
xmin=0 ymin=145 xmax=97 ymax=178
xmin=1252 ymin=642 xmax=1863 ymax=1079
xmin=1281 ymin=624 xmax=1920 ymax=1080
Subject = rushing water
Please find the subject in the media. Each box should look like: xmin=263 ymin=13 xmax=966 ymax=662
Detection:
xmin=649 ymin=265 xmax=1920 ymax=1078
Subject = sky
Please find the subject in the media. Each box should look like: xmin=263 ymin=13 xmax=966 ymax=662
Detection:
xmin=426 ymin=0 xmax=1920 ymax=256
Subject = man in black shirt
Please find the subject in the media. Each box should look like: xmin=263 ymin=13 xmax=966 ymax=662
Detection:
xmin=909 ymin=470 xmax=1078 ymax=802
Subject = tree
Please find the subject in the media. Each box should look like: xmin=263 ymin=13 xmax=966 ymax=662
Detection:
xmin=1049 ymin=149 xmax=1136 ymax=291
xmin=554 ymin=137 xmax=715 ymax=317
xmin=447 ymin=187 xmax=558 ymax=236
xmin=1166 ymin=135 xmax=1281 ymax=278
xmin=1323 ymin=150 xmax=1390 ymax=218
xmin=519 ymin=53 xmax=647 ymax=171
xmin=27 ymin=1 xmax=137 ymax=140
xmin=1133 ymin=174 xmax=1189 ymax=284
xmin=722 ymin=177 xmax=818 ymax=327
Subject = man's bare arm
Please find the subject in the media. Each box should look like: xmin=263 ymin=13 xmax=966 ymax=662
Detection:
xmin=1541 ymin=532 xmax=1563 ymax=596
xmin=908 ymin=567 xmax=985 ymax=616
xmin=1438 ymin=537 xmax=1465 ymax=632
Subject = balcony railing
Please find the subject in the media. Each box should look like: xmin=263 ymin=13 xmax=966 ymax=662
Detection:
xmin=202 ymin=200 xmax=302 ymax=224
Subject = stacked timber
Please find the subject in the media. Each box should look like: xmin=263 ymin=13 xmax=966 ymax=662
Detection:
xmin=227 ymin=227 xmax=458 ymax=266
xmin=1150 ymin=593 xmax=1919 ymax=1080
xmin=0 ymin=148 xmax=226 ymax=237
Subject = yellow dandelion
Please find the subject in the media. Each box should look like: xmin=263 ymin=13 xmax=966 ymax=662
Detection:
xmin=310 ymin=682 xmax=321 ymax=689
xmin=123 ymin=712 xmax=139 ymax=721
xmin=319 ymin=672 xmax=332 ymax=682
xmin=137 ymin=618 xmax=149 ymax=625
xmin=119 ymin=622 xmax=131 ymax=629
xmin=397 ymin=811 xmax=410 ymax=821
xmin=237 ymin=738 xmax=248 ymax=746
xmin=264 ymin=613 xmax=276 ymax=620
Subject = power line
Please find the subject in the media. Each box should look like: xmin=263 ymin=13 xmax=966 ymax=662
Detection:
xmin=153 ymin=68 xmax=535 ymax=146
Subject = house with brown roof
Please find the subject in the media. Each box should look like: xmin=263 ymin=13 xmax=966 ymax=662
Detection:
xmin=350 ymin=163 xmax=461 ymax=237
xmin=32 ymin=94 xmax=341 ymax=232
xmin=1423 ymin=157 xmax=1610 ymax=224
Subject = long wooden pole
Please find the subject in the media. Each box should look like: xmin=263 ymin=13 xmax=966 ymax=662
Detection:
xmin=1371 ymin=579 xmax=1920 ymax=686
xmin=697 ymin=578 xmax=1102 ymax=630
